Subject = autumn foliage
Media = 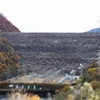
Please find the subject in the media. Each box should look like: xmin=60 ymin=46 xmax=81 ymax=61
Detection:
xmin=1 ymin=37 xmax=7 ymax=43
xmin=0 ymin=37 xmax=20 ymax=79
xmin=0 ymin=14 xmax=20 ymax=32
xmin=61 ymin=84 xmax=71 ymax=93
xmin=82 ymin=61 xmax=100 ymax=90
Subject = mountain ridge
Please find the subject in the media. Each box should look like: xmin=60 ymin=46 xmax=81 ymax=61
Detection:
xmin=0 ymin=14 xmax=20 ymax=32
xmin=87 ymin=27 xmax=100 ymax=33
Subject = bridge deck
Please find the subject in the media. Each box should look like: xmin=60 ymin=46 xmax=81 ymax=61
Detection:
xmin=0 ymin=82 xmax=67 ymax=91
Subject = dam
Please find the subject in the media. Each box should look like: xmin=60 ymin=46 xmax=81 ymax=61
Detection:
xmin=0 ymin=32 xmax=98 ymax=72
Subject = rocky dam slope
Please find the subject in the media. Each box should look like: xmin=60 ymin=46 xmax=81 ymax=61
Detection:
xmin=0 ymin=32 xmax=100 ymax=74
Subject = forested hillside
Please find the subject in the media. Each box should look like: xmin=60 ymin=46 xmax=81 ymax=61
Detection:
xmin=0 ymin=37 xmax=20 ymax=80
xmin=0 ymin=14 xmax=20 ymax=32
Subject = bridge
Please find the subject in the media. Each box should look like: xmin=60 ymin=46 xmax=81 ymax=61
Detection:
xmin=0 ymin=82 xmax=68 ymax=96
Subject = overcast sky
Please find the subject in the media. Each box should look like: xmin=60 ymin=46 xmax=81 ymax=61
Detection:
xmin=0 ymin=0 xmax=100 ymax=32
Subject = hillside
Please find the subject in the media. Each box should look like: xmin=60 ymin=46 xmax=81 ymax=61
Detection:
xmin=0 ymin=14 xmax=20 ymax=32
xmin=87 ymin=27 xmax=100 ymax=33
xmin=0 ymin=37 xmax=20 ymax=80
xmin=0 ymin=32 xmax=100 ymax=76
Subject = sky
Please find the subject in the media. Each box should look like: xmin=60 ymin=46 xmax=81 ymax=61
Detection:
xmin=0 ymin=0 xmax=100 ymax=32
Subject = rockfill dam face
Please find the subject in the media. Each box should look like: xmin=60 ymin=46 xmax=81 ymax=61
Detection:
xmin=0 ymin=32 xmax=100 ymax=81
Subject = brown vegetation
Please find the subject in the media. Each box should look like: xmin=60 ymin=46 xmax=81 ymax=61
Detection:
xmin=0 ymin=37 xmax=20 ymax=80
xmin=0 ymin=14 xmax=20 ymax=32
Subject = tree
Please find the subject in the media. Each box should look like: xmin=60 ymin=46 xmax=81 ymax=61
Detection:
xmin=1 ymin=37 xmax=7 ymax=43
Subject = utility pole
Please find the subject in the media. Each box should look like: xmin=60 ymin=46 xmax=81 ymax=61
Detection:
xmin=98 ymin=51 xmax=100 ymax=66
xmin=97 ymin=50 xmax=100 ymax=73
